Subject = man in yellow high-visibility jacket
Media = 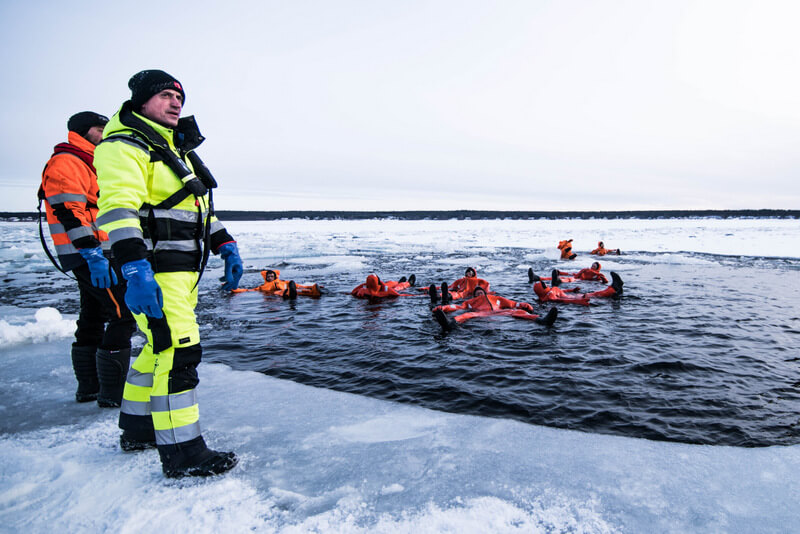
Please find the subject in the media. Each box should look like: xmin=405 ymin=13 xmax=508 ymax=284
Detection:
xmin=95 ymin=70 xmax=243 ymax=478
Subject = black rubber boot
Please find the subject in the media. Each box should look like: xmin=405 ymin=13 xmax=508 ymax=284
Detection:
xmin=433 ymin=309 xmax=456 ymax=332
xmin=428 ymin=284 xmax=439 ymax=304
xmin=71 ymin=345 xmax=99 ymax=403
xmin=398 ymin=276 xmax=407 ymax=283
xmin=284 ymin=280 xmax=298 ymax=299
xmin=527 ymin=268 xmax=539 ymax=283
xmin=551 ymin=269 xmax=562 ymax=287
xmin=408 ymin=274 xmax=416 ymax=286
xmin=96 ymin=348 xmax=131 ymax=408
xmin=610 ymin=272 xmax=624 ymax=296
xmin=159 ymin=436 xmax=238 ymax=479
xmin=535 ymin=307 xmax=558 ymax=326
xmin=441 ymin=283 xmax=452 ymax=304
xmin=120 ymin=431 xmax=157 ymax=452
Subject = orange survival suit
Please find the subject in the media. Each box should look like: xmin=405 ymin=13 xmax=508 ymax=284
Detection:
xmin=539 ymin=264 xmax=608 ymax=284
xmin=352 ymin=274 xmax=414 ymax=299
xmin=558 ymin=239 xmax=577 ymax=260
xmin=424 ymin=267 xmax=491 ymax=300
xmin=232 ymin=269 xmax=321 ymax=296
xmin=532 ymin=281 xmax=617 ymax=306
xmin=434 ymin=293 xmax=541 ymax=324
xmin=591 ymin=242 xmax=620 ymax=256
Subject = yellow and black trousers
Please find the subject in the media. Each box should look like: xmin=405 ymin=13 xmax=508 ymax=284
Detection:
xmin=119 ymin=271 xmax=203 ymax=449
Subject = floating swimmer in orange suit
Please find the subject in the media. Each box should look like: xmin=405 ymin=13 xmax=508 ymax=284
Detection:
xmin=558 ymin=239 xmax=577 ymax=260
xmin=432 ymin=286 xmax=558 ymax=331
xmin=532 ymin=270 xmax=624 ymax=306
xmin=424 ymin=267 xmax=491 ymax=304
xmin=232 ymin=269 xmax=322 ymax=298
xmin=527 ymin=262 xmax=608 ymax=284
xmin=352 ymin=273 xmax=416 ymax=299
xmin=591 ymin=241 xmax=621 ymax=256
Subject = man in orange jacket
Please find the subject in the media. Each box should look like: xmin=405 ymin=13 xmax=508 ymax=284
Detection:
xmin=432 ymin=286 xmax=558 ymax=331
xmin=39 ymin=112 xmax=135 ymax=407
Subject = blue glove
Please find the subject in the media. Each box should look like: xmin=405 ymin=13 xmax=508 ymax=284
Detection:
xmin=120 ymin=259 xmax=163 ymax=318
xmin=78 ymin=247 xmax=118 ymax=289
xmin=218 ymin=242 xmax=243 ymax=291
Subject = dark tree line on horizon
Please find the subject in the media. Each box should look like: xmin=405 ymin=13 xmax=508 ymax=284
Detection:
xmin=3 ymin=209 xmax=798 ymax=222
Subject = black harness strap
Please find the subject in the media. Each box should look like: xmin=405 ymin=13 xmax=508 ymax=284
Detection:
xmin=37 ymin=188 xmax=76 ymax=281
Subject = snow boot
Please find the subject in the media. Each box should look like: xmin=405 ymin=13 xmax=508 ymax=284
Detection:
xmin=71 ymin=345 xmax=99 ymax=402
xmin=527 ymin=268 xmax=539 ymax=283
xmin=160 ymin=436 xmax=238 ymax=479
xmin=551 ymin=269 xmax=562 ymax=287
xmin=120 ymin=431 xmax=157 ymax=452
xmin=96 ymin=348 xmax=131 ymax=408
xmin=408 ymin=274 xmax=416 ymax=286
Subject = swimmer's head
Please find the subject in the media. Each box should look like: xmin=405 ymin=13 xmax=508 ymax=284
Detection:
xmin=591 ymin=262 xmax=601 ymax=271
xmin=598 ymin=241 xmax=604 ymax=248
xmin=472 ymin=286 xmax=487 ymax=298
xmin=366 ymin=274 xmax=380 ymax=291
xmin=264 ymin=270 xmax=277 ymax=282
xmin=465 ymin=267 xmax=476 ymax=278
xmin=533 ymin=282 xmax=546 ymax=298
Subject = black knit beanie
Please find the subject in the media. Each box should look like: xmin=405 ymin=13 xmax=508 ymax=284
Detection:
xmin=67 ymin=111 xmax=109 ymax=137
xmin=128 ymin=69 xmax=185 ymax=110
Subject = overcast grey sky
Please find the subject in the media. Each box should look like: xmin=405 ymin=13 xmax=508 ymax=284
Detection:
xmin=2 ymin=0 xmax=798 ymax=212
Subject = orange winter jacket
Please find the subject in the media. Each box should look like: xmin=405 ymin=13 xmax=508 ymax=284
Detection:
xmin=40 ymin=131 xmax=108 ymax=271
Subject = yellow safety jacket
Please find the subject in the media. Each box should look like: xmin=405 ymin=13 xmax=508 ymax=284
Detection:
xmin=95 ymin=102 xmax=233 ymax=273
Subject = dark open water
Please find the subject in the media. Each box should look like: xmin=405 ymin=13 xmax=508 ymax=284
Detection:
xmin=4 ymin=220 xmax=800 ymax=448
xmin=193 ymin=248 xmax=800 ymax=448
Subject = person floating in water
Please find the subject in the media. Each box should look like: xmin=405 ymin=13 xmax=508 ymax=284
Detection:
xmin=591 ymin=241 xmax=621 ymax=256
xmin=425 ymin=266 xmax=490 ymax=304
xmin=352 ymin=273 xmax=416 ymax=299
xmin=528 ymin=262 xmax=608 ymax=284
xmin=432 ymin=286 xmax=558 ymax=331
xmin=558 ymin=239 xmax=577 ymax=260
xmin=532 ymin=270 xmax=624 ymax=306
xmin=232 ymin=269 xmax=322 ymax=298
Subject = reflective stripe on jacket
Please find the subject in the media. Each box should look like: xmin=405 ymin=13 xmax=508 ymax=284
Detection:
xmin=40 ymin=131 xmax=108 ymax=271
xmin=95 ymin=104 xmax=232 ymax=273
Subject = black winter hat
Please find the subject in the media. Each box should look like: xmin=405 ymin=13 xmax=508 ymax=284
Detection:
xmin=67 ymin=111 xmax=109 ymax=137
xmin=128 ymin=69 xmax=185 ymax=110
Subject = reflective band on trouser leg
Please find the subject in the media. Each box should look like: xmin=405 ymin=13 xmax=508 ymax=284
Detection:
xmin=149 ymin=271 xmax=202 ymax=447
xmin=119 ymin=347 xmax=155 ymax=437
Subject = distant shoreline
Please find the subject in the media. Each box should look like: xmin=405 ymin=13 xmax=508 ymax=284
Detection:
xmin=2 ymin=209 xmax=798 ymax=222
